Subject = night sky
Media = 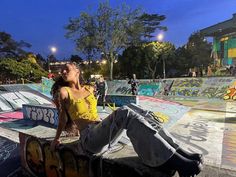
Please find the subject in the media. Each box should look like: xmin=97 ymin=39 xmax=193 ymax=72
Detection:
xmin=0 ymin=0 xmax=235 ymax=59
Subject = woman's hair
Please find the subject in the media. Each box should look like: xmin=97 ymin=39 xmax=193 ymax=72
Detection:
xmin=50 ymin=62 xmax=85 ymax=99
xmin=50 ymin=76 xmax=69 ymax=99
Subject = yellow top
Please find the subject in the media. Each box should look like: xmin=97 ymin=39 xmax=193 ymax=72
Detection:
xmin=64 ymin=86 xmax=99 ymax=121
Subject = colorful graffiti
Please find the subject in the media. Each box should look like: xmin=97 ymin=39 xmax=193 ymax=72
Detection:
xmin=172 ymin=78 xmax=203 ymax=88
xmin=22 ymin=104 xmax=58 ymax=125
xmin=200 ymin=77 xmax=234 ymax=99
xmin=138 ymin=84 xmax=161 ymax=96
xmin=138 ymin=96 xmax=190 ymax=129
xmin=224 ymin=87 xmax=236 ymax=100
xmin=104 ymin=95 xmax=137 ymax=107
xmin=223 ymin=81 xmax=236 ymax=100
xmin=21 ymin=134 xmax=89 ymax=177
xmin=0 ymin=91 xmax=52 ymax=112
xmin=20 ymin=135 xmax=89 ymax=177
xmin=0 ymin=136 xmax=20 ymax=177
xmin=0 ymin=111 xmax=23 ymax=123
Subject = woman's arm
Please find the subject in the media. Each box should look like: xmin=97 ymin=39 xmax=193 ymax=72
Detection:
xmin=50 ymin=87 xmax=68 ymax=151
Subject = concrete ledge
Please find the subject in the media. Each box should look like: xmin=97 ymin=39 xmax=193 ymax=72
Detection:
xmin=19 ymin=125 xmax=174 ymax=177
xmin=98 ymin=94 xmax=138 ymax=107
xmin=22 ymin=104 xmax=58 ymax=126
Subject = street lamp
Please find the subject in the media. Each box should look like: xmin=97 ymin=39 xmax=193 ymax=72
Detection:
xmin=157 ymin=33 xmax=164 ymax=42
xmin=48 ymin=46 xmax=57 ymax=72
xmin=157 ymin=33 xmax=166 ymax=78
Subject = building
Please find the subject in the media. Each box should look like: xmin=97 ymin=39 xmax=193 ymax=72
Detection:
xmin=49 ymin=61 xmax=71 ymax=74
xmin=200 ymin=13 xmax=236 ymax=66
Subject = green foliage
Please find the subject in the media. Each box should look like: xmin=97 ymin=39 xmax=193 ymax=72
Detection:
xmin=143 ymin=41 xmax=175 ymax=78
xmin=0 ymin=31 xmax=31 ymax=59
xmin=65 ymin=1 xmax=166 ymax=80
xmin=119 ymin=41 xmax=175 ymax=79
xmin=186 ymin=32 xmax=212 ymax=67
xmin=0 ymin=58 xmax=47 ymax=83
xmin=119 ymin=46 xmax=146 ymax=78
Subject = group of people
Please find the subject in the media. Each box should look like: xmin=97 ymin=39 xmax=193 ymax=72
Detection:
xmin=50 ymin=62 xmax=203 ymax=177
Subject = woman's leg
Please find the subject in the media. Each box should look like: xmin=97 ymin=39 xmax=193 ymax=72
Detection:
xmin=127 ymin=103 xmax=203 ymax=163
xmin=82 ymin=105 xmax=176 ymax=167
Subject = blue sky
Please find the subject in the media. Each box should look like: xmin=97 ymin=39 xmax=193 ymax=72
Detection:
xmin=0 ymin=0 xmax=235 ymax=59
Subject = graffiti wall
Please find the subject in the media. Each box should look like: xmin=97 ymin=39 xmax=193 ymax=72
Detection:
xmin=169 ymin=78 xmax=203 ymax=97
xmin=107 ymin=80 xmax=132 ymax=95
xmin=0 ymin=136 xmax=20 ymax=177
xmin=0 ymin=85 xmax=52 ymax=112
xmin=0 ymin=111 xmax=23 ymax=123
xmin=19 ymin=130 xmax=89 ymax=177
xmin=200 ymin=77 xmax=234 ymax=99
xmin=138 ymin=96 xmax=190 ymax=129
xmin=98 ymin=95 xmax=137 ymax=107
xmin=22 ymin=104 xmax=58 ymax=126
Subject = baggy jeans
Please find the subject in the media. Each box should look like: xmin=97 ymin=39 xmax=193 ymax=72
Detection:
xmin=81 ymin=104 xmax=179 ymax=167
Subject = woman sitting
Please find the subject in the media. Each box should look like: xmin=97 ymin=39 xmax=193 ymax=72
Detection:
xmin=50 ymin=62 xmax=203 ymax=177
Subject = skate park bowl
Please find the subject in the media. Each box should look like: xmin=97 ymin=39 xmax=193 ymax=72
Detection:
xmin=0 ymin=77 xmax=236 ymax=176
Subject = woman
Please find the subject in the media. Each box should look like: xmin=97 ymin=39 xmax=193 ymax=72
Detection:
xmin=50 ymin=62 xmax=203 ymax=177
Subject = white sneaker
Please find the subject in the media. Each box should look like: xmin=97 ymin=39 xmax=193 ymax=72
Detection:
xmin=102 ymin=109 xmax=106 ymax=112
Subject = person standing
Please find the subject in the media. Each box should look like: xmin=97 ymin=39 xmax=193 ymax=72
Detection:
xmin=96 ymin=76 xmax=108 ymax=111
xmin=128 ymin=74 xmax=139 ymax=95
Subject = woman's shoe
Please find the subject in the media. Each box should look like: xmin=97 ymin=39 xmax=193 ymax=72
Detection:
xmin=177 ymin=148 xmax=204 ymax=164
xmin=162 ymin=152 xmax=203 ymax=177
xmin=178 ymin=160 xmax=203 ymax=177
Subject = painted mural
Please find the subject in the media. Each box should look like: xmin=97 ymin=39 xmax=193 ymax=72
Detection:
xmin=138 ymin=96 xmax=190 ymax=129
xmin=22 ymin=104 xmax=58 ymax=126
xmin=20 ymin=134 xmax=89 ymax=177
xmin=0 ymin=85 xmax=52 ymax=112
xmin=200 ymin=77 xmax=234 ymax=99
xmin=0 ymin=85 xmax=53 ymax=124
xmin=0 ymin=136 xmax=20 ymax=177
xmin=169 ymin=78 xmax=203 ymax=97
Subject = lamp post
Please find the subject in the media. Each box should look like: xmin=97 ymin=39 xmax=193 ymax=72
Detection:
xmin=48 ymin=46 xmax=57 ymax=72
xmin=157 ymin=33 xmax=165 ymax=78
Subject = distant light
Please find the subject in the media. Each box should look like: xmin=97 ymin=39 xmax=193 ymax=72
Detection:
xmin=157 ymin=33 xmax=164 ymax=42
xmin=101 ymin=60 xmax=107 ymax=64
xmin=50 ymin=46 xmax=57 ymax=53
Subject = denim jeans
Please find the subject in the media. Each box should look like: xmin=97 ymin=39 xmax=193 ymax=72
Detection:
xmin=81 ymin=104 xmax=178 ymax=167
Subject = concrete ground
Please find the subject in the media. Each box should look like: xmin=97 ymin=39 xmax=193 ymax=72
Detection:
xmin=0 ymin=96 xmax=236 ymax=176
xmin=97 ymin=96 xmax=236 ymax=177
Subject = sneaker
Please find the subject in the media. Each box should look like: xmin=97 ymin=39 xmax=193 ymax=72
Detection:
xmin=102 ymin=109 xmax=106 ymax=112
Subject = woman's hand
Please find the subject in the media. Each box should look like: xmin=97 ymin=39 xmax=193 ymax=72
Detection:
xmin=50 ymin=139 xmax=60 ymax=151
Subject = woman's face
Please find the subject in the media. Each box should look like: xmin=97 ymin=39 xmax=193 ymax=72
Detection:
xmin=61 ymin=63 xmax=79 ymax=82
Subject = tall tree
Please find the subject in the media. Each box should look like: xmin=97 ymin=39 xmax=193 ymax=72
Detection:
xmin=186 ymin=32 xmax=212 ymax=68
xmin=65 ymin=12 xmax=97 ymax=76
xmin=65 ymin=1 xmax=166 ymax=80
xmin=0 ymin=31 xmax=31 ymax=59
xmin=119 ymin=46 xmax=146 ymax=78
xmin=143 ymin=41 xmax=175 ymax=79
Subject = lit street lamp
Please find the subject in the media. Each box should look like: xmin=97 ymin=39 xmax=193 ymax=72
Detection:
xmin=48 ymin=46 xmax=57 ymax=72
xmin=157 ymin=33 xmax=166 ymax=78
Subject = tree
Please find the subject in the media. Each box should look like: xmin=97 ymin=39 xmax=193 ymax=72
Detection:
xmin=143 ymin=41 xmax=175 ymax=79
xmin=0 ymin=31 xmax=31 ymax=59
xmin=186 ymin=32 xmax=212 ymax=68
xmin=0 ymin=58 xmax=47 ymax=83
xmin=172 ymin=32 xmax=212 ymax=76
xmin=65 ymin=1 xmax=166 ymax=80
xmin=35 ymin=53 xmax=47 ymax=69
xmin=119 ymin=46 xmax=146 ymax=78
xmin=65 ymin=12 xmax=97 ymax=76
